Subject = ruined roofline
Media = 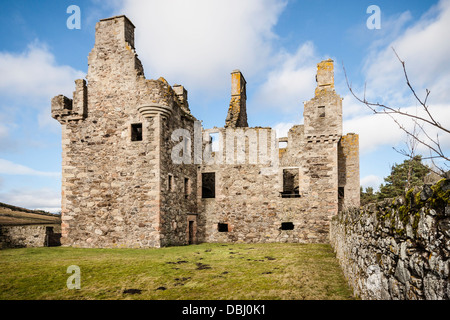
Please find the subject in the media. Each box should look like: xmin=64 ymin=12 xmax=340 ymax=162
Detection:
xmin=100 ymin=15 xmax=136 ymax=28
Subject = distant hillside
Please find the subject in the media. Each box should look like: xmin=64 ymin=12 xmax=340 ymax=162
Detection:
xmin=0 ymin=202 xmax=61 ymax=226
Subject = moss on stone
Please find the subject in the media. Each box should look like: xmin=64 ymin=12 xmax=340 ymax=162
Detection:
xmin=430 ymin=179 xmax=450 ymax=204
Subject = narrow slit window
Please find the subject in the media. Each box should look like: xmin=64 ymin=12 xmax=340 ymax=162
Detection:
xmin=218 ymin=223 xmax=229 ymax=232
xmin=202 ymin=172 xmax=215 ymax=199
xmin=184 ymin=177 xmax=190 ymax=199
xmin=338 ymin=187 xmax=345 ymax=199
xmin=168 ymin=174 xmax=174 ymax=192
xmin=131 ymin=123 xmax=143 ymax=141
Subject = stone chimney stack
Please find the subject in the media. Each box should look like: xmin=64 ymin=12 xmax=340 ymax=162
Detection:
xmin=87 ymin=15 xmax=144 ymax=82
xmin=315 ymin=59 xmax=335 ymax=95
xmin=173 ymin=84 xmax=191 ymax=115
xmin=225 ymin=70 xmax=248 ymax=128
xmin=304 ymin=59 xmax=343 ymax=138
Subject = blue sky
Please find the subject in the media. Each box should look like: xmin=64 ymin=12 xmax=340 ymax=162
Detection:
xmin=0 ymin=0 xmax=449 ymax=212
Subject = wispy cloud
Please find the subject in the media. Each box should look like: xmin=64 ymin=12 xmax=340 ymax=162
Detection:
xmin=0 ymin=159 xmax=60 ymax=177
xmin=0 ymin=187 xmax=61 ymax=213
xmin=251 ymin=42 xmax=320 ymax=114
xmin=0 ymin=41 xmax=84 ymax=101
xmin=361 ymin=0 xmax=450 ymax=105
xmin=361 ymin=175 xmax=383 ymax=191
xmin=344 ymin=0 xmax=450 ymax=157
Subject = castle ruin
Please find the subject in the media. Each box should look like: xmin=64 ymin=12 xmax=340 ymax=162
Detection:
xmin=51 ymin=15 xmax=360 ymax=248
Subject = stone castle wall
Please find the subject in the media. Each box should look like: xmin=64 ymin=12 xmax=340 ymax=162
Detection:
xmin=199 ymin=127 xmax=333 ymax=244
xmin=330 ymin=179 xmax=450 ymax=300
xmin=53 ymin=16 xmax=197 ymax=248
xmin=338 ymin=133 xmax=360 ymax=211
xmin=51 ymin=15 xmax=360 ymax=249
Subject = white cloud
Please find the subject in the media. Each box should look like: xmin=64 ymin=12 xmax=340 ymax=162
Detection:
xmin=345 ymin=0 xmax=450 ymax=160
xmin=344 ymin=113 xmax=404 ymax=155
xmin=252 ymin=42 xmax=319 ymax=114
xmin=116 ymin=0 xmax=287 ymax=95
xmin=0 ymin=124 xmax=7 ymax=141
xmin=273 ymin=122 xmax=296 ymax=138
xmin=362 ymin=0 xmax=450 ymax=106
xmin=0 ymin=159 xmax=60 ymax=177
xmin=342 ymin=94 xmax=371 ymax=119
xmin=343 ymin=104 xmax=450 ymax=155
xmin=0 ymin=187 xmax=61 ymax=213
xmin=361 ymin=175 xmax=383 ymax=191
xmin=0 ymin=42 xmax=84 ymax=101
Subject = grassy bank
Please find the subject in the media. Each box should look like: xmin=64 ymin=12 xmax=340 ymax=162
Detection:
xmin=0 ymin=243 xmax=355 ymax=300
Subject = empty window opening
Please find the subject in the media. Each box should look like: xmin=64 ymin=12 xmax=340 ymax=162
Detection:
xmin=281 ymin=169 xmax=300 ymax=198
xmin=279 ymin=141 xmax=288 ymax=149
xmin=318 ymin=106 xmax=325 ymax=118
xmin=168 ymin=174 xmax=174 ymax=192
xmin=338 ymin=187 xmax=345 ymax=200
xmin=184 ymin=177 xmax=190 ymax=199
xmin=202 ymin=172 xmax=215 ymax=198
xmin=218 ymin=223 xmax=229 ymax=232
xmin=281 ymin=222 xmax=294 ymax=230
xmin=210 ymin=132 xmax=220 ymax=152
xmin=131 ymin=123 xmax=143 ymax=141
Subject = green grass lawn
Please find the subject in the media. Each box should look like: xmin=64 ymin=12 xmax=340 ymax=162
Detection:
xmin=0 ymin=243 xmax=355 ymax=300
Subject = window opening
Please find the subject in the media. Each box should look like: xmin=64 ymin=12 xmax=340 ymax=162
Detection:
xmin=281 ymin=169 xmax=300 ymax=198
xmin=131 ymin=123 xmax=143 ymax=141
xmin=218 ymin=223 xmax=228 ymax=232
xmin=338 ymin=187 xmax=345 ymax=199
xmin=318 ymin=106 xmax=325 ymax=118
xmin=202 ymin=172 xmax=215 ymax=198
xmin=280 ymin=222 xmax=294 ymax=230
xmin=184 ymin=177 xmax=190 ymax=199
xmin=168 ymin=174 xmax=174 ymax=192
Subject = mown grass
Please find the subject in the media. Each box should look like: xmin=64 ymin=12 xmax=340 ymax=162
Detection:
xmin=0 ymin=243 xmax=356 ymax=300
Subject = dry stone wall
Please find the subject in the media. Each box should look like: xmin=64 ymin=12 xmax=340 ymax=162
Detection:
xmin=330 ymin=179 xmax=450 ymax=300
xmin=0 ymin=225 xmax=60 ymax=248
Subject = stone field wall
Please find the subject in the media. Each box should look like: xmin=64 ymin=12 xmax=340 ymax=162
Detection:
xmin=0 ymin=224 xmax=61 ymax=249
xmin=330 ymin=179 xmax=450 ymax=300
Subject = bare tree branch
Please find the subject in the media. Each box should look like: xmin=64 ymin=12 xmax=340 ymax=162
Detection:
xmin=342 ymin=49 xmax=450 ymax=176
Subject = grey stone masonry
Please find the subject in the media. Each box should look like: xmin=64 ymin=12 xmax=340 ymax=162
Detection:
xmin=51 ymin=15 xmax=360 ymax=248
xmin=330 ymin=179 xmax=450 ymax=300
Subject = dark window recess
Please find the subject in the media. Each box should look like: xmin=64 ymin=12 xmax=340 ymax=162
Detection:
xmin=202 ymin=172 xmax=215 ymax=198
xmin=168 ymin=175 xmax=173 ymax=192
xmin=280 ymin=222 xmax=294 ymax=230
xmin=338 ymin=187 xmax=345 ymax=199
xmin=184 ymin=177 xmax=190 ymax=199
xmin=218 ymin=223 xmax=229 ymax=232
xmin=281 ymin=169 xmax=300 ymax=198
xmin=131 ymin=123 xmax=143 ymax=141
xmin=318 ymin=106 xmax=325 ymax=118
